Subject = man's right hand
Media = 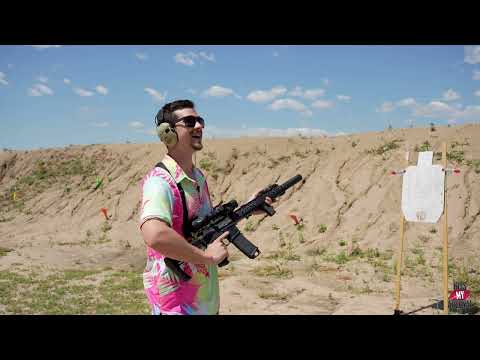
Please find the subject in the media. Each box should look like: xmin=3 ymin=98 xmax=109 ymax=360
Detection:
xmin=205 ymin=231 xmax=229 ymax=265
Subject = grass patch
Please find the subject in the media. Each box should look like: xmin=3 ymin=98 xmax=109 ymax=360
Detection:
xmin=251 ymin=263 xmax=293 ymax=279
xmin=447 ymin=150 xmax=465 ymax=164
xmin=0 ymin=269 xmax=150 ymax=314
xmin=264 ymin=243 xmax=300 ymax=262
xmin=318 ymin=224 xmax=327 ymax=233
xmin=258 ymin=291 xmax=290 ymax=301
xmin=414 ymin=141 xmax=431 ymax=152
xmin=306 ymin=247 xmax=326 ymax=257
xmin=0 ymin=215 xmax=15 ymax=223
xmin=0 ymin=247 xmax=13 ymax=257
xmin=366 ymin=139 xmax=402 ymax=156
xmin=2 ymin=157 xmax=98 ymax=213
xmin=466 ymin=159 xmax=480 ymax=174
xmin=448 ymin=261 xmax=480 ymax=297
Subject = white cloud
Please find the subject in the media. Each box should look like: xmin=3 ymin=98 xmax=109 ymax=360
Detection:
xmin=199 ymin=51 xmax=215 ymax=62
xmin=246 ymin=86 xmax=287 ymax=103
xmin=63 ymin=78 xmax=71 ymax=85
xmin=288 ymin=86 xmax=325 ymax=99
xmin=174 ymin=51 xmax=215 ymax=66
xmin=474 ymin=90 xmax=480 ymax=97
xmin=174 ymin=53 xmax=195 ymax=66
xmin=442 ymin=89 xmax=461 ymax=102
xmin=413 ymin=101 xmax=455 ymax=117
xmin=144 ymin=88 xmax=167 ymax=103
xmin=36 ymin=76 xmax=48 ymax=83
xmin=473 ymin=70 xmax=480 ymax=80
xmin=74 ymin=88 xmax=95 ymax=97
xmin=89 ymin=122 xmax=109 ymax=127
xmin=31 ymin=45 xmax=62 ymax=50
xmin=464 ymin=46 xmax=480 ymax=65
xmin=27 ymin=83 xmax=53 ymax=96
xmin=396 ymin=98 xmax=416 ymax=107
xmin=337 ymin=95 xmax=351 ymax=102
xmin=0 ymin=72 xmax=8 ymax=85
xmin=269 ymin=98 xmax=312 ymax=116
xmin=456 ymin=105 xmax=480 ymax=121
xmin=95 ymin=85 xmax=109 ymax=95
xmin=203 ymin=85 xmax=236 ymax=98
xmin=311 ymin=99 xmax=334 ymax=109
xmin=288 ymin=86 xmax=304 ymax=97
xmin=135 ymin=53 xmax=149 ymax=61
xmin=377 ymin=101 xmax=395 ymax=113
xmin=303 ymin=89 xmax=326 ymax=100
xmin=323 ymin=79 xmax=330 ymax=86
xmin=129 ymin=121 xmax=144 ymax=128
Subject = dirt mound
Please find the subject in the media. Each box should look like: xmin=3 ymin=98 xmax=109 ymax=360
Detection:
xmin=1 ymin=124 xmax=479 ymax=314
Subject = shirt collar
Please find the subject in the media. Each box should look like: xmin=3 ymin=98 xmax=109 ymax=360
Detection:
xmin=162 ymin=154 xmax=197 ymax=184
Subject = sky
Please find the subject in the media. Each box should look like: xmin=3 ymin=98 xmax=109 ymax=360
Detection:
xmin=1 ymin=45 xmax=480 ymax=150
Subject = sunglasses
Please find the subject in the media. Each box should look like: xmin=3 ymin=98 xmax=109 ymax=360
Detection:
xmin=174 ymin=115 xmax=205 ymax=128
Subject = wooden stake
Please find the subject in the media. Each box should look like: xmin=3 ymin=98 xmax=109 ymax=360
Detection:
xmin=442 ymin=142 xmax=449 ymax=315
xmin=394 ymin=148 xmax=409 ymax=312
xmin=395 ymin=214 xmax=406 ymax=311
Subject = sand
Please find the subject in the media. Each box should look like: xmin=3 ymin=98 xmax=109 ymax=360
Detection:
xmin=1 ymin=123 xmax=479 ymax=314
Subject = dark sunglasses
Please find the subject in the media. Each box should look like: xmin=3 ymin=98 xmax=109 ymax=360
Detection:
xmin=174 ymin=115 xmax=205 ymax=128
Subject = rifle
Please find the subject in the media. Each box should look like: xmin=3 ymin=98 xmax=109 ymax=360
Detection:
xmin=164 ymin=174 xmax=303 ymax=281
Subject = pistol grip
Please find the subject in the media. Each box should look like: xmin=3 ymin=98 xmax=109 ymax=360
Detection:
xmin=218 ymin=258 xmax=230 ymax=267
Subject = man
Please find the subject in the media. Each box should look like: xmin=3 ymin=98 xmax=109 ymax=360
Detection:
xmin=139 ymin=99 xmax=272 ymax=315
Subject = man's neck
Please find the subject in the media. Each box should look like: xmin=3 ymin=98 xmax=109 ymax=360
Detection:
xmin=167 ymin=149 xmax=195 ymax=177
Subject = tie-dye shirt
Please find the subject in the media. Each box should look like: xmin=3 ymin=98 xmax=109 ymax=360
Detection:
xmin=139 ymin=154 xmax=219 ymax=315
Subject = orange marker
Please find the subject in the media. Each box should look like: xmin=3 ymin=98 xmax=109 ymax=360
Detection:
xmin=100 ymin=208 xmax=109 ymax=220
xmin=288 ymin=213 xmax=301 ymax=225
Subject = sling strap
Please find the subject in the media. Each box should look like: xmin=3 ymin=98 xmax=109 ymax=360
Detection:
xmin=155 ymin=161 xmax=192 ymax=239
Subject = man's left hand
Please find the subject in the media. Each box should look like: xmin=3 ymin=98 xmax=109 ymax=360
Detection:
xmin=248 ymin=190 xmax=274 ymax=216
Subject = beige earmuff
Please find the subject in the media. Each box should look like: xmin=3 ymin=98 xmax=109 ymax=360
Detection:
xmin=157 ymin=122 xmax=178 ymax=147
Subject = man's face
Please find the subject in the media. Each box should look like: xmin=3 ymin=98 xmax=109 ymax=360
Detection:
xmin=172 ymin=108 xmax=204 ymax=151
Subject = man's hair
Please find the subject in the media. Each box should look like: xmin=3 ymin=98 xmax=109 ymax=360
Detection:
xmin=160 ymin=100 xmax=195 ymax=124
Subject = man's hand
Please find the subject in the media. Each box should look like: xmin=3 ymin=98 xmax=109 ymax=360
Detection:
xmin=205 ymin=231 xmax=229 ymax=265
xmin=248 ymin=190 xmax=274 ymax=216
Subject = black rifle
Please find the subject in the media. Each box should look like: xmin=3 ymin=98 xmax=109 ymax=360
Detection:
xmin=164 ymin=174 xmax=303 ymax=281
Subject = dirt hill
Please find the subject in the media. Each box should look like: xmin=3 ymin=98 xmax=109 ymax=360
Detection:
xmin=1 ymin=123 xmax=479 ymax=314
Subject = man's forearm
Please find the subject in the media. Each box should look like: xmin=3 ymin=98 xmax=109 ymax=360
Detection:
xmin=148 ymin=226 xmax=214 ymax=265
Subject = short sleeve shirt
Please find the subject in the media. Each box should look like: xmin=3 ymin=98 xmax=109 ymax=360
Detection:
xmin=139 ymin=155 xmax=218 ymax=315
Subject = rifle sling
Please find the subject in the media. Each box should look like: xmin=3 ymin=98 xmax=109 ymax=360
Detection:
xmin=155 ymin=162 xmax=192 ymax=239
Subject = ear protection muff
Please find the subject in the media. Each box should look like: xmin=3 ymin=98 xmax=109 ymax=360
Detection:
xmin=155 ymin=109 xmax=178 ymax=147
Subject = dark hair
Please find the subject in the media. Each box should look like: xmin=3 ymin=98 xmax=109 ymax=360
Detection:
xmin=157 ymin=99 xmax=195 ymax=125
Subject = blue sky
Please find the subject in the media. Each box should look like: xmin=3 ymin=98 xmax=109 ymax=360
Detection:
xmin=1 ymin=45 xmax=480 ymax=150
